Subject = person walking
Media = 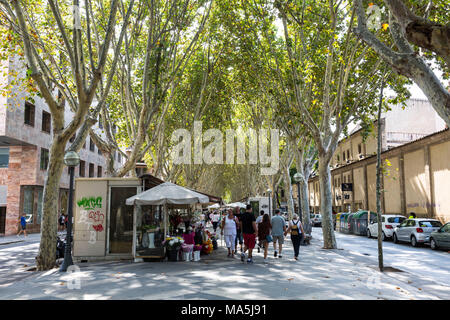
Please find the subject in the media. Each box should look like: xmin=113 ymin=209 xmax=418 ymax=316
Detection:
xmin=256 ymin=210 xmax=265 ymax=253
xmin=58 ymin=213 xmax=66 ymax=232
xmin=271 ymin=209 xmax=286 ymax=258
xmin=234 ymin=207 xmax=243 ymax=253
xmin=221 ymin=209 xmax=239 ymax=257
xmin=285 ymin=214 xmax=305 ymax=260
xmin=258 ymin=214 xmax=272 ymax=263
xmin=212 ymin=211 xmax=221 ymax=233
xmin=240 ymin=204 xmax=257 ymax=264
xmin=17 ymin=213 xmax=28 ymax=238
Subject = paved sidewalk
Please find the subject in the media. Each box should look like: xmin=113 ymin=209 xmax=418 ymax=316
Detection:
xmin=0 ymin=233 xmax=41 ymax=245
xmin=0 ymin=231 xmax=448 ymax=300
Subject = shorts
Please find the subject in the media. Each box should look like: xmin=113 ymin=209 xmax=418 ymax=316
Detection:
xmin=21 ymin=225 xmax=26 ymax=230
xmin=272 ymin=235 xmax=284 ymax=244
xmin=243 ymin=233 xmax=256 ymax=249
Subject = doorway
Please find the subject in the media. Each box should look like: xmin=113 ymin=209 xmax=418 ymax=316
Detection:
xmin=108 ymin=187 xmax=137 ymax=254
xmin=0 ymin=207 xmax=5 ymax=234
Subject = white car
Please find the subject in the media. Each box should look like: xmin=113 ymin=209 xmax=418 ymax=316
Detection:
xmin=311 ymin=214 xmax=322 ymax=227
xmin=367 ymin=214 xmax=406 ymax=241
xmin=393 ymin=218 xmax=443 ymax=247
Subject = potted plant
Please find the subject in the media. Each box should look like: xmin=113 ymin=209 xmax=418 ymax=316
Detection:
xmin=163 ymin=237 xmax=184 ymax=261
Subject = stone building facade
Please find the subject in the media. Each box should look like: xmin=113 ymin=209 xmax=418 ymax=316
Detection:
xmin=0 ymin=56 xmax=123 ymax=236
xmin=308 ymin=128 xmax=450 ymax=223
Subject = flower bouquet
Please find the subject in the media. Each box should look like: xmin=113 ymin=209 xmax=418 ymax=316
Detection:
xmin=202 ymin=239 xmax=213 ymax=254
xmin=163 ymin=236 xmax=184 ymax=261
xmin=194 ymin=245 xmax=203 ymax=251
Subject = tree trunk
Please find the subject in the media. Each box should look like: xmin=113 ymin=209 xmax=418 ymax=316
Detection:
xmin=376 ymin=76 xmax=385 ymax=272
xmin=35 ymin=139 xmax=66 ymax=270
xmin=318 ymin=155 xmax=337 ymax=249
xmin=300 ymin=178 xmax=312 ymax=235
xmin=284 ymin=167 xmax=295 ymax=220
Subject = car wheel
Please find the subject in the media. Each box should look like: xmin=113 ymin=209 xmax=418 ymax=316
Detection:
xmin=393 ymin=233 xmax=399 ymax=244
xmin=411 ymin=235 xmax=418 ymax=247
xmin=382 ymin=232 xmax=386 ymax=241
xmin=430 ymin=238 xmax=438 ymax=250
xmin=367 ymin=229 xmax=371 ymax=238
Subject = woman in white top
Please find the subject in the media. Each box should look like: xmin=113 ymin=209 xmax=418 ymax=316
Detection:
xmin=285 ymin=214 xmax=305 ymax=260
xmin=221 ymin=209 xmax=239 ymax=257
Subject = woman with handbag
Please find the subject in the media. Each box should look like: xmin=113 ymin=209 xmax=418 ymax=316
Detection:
xmin=257 ymin=214 xmax=272 ymax=263
xmin=285 ymin=214 xmax=305 ymax=260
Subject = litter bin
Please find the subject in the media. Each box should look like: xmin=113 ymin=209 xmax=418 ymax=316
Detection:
xmin=352 ymin=210 xmax=377 ymax=236
xmin=346 ymin=213 xmax=356 ymax=234
xmin=335 ymin=213 xmax=343 ymax=232
xmin=339 ymin=213 xmax=349 ymax=233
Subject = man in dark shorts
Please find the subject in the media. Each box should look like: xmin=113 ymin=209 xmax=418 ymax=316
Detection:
xmin=240 ymin=204 xmax=257 ymax=264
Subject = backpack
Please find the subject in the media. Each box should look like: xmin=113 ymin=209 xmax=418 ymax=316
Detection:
xmin=291 ymin=220 xmax=301 ymax=236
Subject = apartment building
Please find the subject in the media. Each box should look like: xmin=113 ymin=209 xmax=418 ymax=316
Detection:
xmin=306 ymin=99 xmax=449 ymax=223
xmin=0 ymin=56 xmax=123 ymax=236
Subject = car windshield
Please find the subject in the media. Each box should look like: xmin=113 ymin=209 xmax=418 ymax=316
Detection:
xmin=419 ymin=221 xmax=442 ymax=228
xmin=388 ymin=217 xmax=406 ymax=223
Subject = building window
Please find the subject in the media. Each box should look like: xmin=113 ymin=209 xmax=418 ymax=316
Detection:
xmin=79 ymin=160 xmax=85 ymax=177
xmin=89 ymin=163 xmax=95 ymax=177
xmin=347 ymin=150 xmax=350 ymax=160
xmin=97 ymin=166 xmax=102 ymax=177
xmin=358 ymin=144 xmax=362 ymax=154
xmin=98 ymin=148 xmax=102 ymax=156
xmin=24 ymin=102 xmax=35 ymax=127
xmin=22 ymin=186 xmax=34 ymax=222
xmin=40 ymin=148 xmax=49 ymax=170
xmin=337 ymin=155 xmax=340 ymax=162
xmin=42 ymin=111 xmax=51 ymax=133
xmin=342 ymin=152 xmax=346 ymax=161
xmin=0 ymin=148 xmax=9 ymax=168
xmin=89 ymin=138 xmax=95 ymax=152
xmin=37 ymin=188 xmax=43 ymax=225
xmin=118 ymin=152 xmax=121 ymax=163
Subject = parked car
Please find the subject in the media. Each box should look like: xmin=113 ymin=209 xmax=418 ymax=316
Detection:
xmin=311 ymin=214 xmax=322 ymax=227
xmin=367 ymin=214 xmax=406 ymax=241
xmin=430 ymin=222 xmax=450 ymax=250
xmin=393 ymin=218 xmax=443 ymax=247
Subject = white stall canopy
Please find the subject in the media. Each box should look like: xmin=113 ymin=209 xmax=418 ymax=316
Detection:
xmin=126 ymin=182 xmax=210 ymax=206
xmin=226 ymin=202 xmax=246 ymax=208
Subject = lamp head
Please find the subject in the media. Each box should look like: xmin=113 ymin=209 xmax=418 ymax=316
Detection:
xmin=293 ymin=172 xmax=302 ymax=183
xmin=64 ymin=151 xmax=80 ymax=167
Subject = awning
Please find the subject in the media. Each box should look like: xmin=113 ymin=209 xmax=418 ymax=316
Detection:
xmin=126 ymin=182 xmax=210 ymax=206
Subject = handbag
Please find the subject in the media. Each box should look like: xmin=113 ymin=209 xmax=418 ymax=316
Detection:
xmin=266 ymin=234 xmax=273 ymax=243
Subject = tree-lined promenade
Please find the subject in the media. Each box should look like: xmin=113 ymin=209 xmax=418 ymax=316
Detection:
xmin=0 ymin=0 xmax=448 ymax=270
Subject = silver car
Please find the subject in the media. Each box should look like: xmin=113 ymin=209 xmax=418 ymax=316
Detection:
xmin=393 ymin=218 xmax=443 ymax=247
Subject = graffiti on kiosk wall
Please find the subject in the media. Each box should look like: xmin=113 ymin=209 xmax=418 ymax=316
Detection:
xmin=77 ymin=196 xmax=102 ymax=210
xmin=77 ymin=196 xmax=104 ymax=245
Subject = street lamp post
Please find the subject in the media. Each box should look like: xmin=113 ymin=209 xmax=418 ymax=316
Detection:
xmin=293 ymin=173 xmax=302 ymax=223
xmin=60 ymin=151 xmax=80 ymax=272
xmin=266 ymin=189 xmax=272 ymax=217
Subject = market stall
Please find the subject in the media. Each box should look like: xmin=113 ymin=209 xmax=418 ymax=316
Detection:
xmin=126 ymin=182 xmax=210 ymax=261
